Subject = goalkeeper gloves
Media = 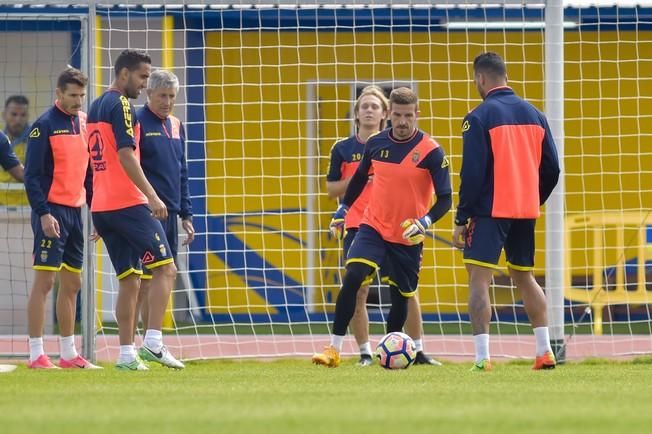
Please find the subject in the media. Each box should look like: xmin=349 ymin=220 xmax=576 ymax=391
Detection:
xmin=401 ymin=215 xmax=432 ymax=245
xmin=329 ymin=204 xmax=349 ymax=240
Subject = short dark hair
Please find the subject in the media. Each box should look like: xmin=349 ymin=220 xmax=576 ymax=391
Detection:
xmin=4 ymin=95 xmax=29 ymax=108
xmin=57 ymin=67 xmax=88 ymax=91
xmin=389 ymin=87 xmax=418 ymax=106
xmin=114 ymin=49 xmax=151 ymax=77
xmin=473 ymin=52 xmax=507 ymax=78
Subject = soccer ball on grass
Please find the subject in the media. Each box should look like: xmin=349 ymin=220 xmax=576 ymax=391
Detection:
xmin=375 ymin=332 xmax=416 ymax=369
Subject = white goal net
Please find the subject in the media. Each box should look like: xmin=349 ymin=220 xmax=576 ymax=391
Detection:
xmin=1 ymin=0 xmax=651 ymax=363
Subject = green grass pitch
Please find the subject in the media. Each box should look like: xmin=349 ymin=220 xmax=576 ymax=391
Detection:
xmin=1 ymin=358 xmax=651 ymax=434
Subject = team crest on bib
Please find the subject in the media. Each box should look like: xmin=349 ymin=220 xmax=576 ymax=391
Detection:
xmin=462 ymin=120 xmax=470 ymax=132
xmin=159 ymin=244 xmax=167 ymax=257
xmin=29 ymin=128 xmax=40 ymax=138
xmin=40 ymin=250 xmax=48 ymax=262
xmin=412 ymin=150 xmax=420 ymax=163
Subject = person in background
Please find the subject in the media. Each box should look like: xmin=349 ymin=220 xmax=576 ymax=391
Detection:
xmin=1 ymin=95 xmax=30 ymax=205
xmin=0 ymin=130 xmax=23 ymax=183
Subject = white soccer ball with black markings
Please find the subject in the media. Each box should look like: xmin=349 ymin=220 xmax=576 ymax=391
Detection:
xmin=375 ymin=332 xmax=416 ymax=369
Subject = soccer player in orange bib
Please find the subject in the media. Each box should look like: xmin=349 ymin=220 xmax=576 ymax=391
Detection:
xmin=326 ymin=85 xmax=441 ymax=366
xmin=24 ymin=67 xmax=99 ymax=369
xmin=313 ymin=87 xmax=452 ymax=367
xmin=87 ymin=50 xmax=183 ymax=370
xmin=452 ymin=53 xmax=560 ymax=371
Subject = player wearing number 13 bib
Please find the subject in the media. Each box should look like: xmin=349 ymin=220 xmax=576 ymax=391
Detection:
xmin=313 ymin=87 xmax=452 ymax=367
xmin=326 ymin=85 xmax=442 ymax=366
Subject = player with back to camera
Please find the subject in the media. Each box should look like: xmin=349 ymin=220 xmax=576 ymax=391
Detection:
xmin=452 ymin=52 xmax=560 ymax=371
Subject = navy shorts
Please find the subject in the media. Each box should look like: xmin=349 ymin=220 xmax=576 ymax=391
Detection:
xmin=346 ymin=224 xmax=422 ymax=297
xmin=31 ymin=203 xmax=83 ymax=273
xmin=344 ymin=227 xmax=391 ymax=286
xmin=463 ymin=217 xmax=536 ymax=270
xmin=142 ymin=211 xmax=179 ymax=279
xmin=342 ymin=227 xmax=358 ymax=260
xmin=92 ymin=205 xmax=174 ymax=280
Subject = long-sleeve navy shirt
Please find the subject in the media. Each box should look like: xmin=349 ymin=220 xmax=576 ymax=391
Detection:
xmin=24 ymin=102 xmax=91 ymax=216
xmin=137 ymin=104 xmax=192 ymax=219
xmin=456 ymin=87 xmax=560 ymax=224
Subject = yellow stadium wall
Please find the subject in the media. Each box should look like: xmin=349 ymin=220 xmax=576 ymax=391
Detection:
xmin=202 ymin=30 xmax=652 ymax=315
